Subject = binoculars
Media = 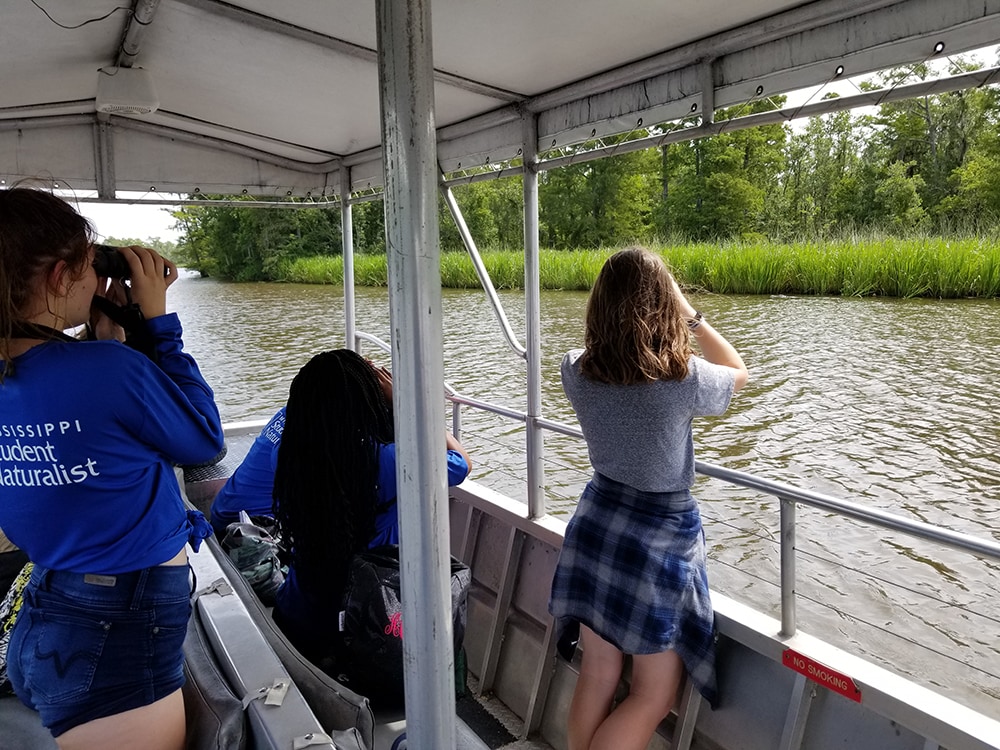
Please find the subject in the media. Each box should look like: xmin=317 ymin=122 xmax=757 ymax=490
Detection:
xmin=92 ymin=244 xmax=132 ymax=279
xmin=92 ymin=244 xmax=170 ymax=279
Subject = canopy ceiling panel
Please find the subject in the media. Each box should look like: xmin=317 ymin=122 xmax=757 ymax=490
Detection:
xmin=1 ymin=0 xmax=998 ymax=200
xmin=109 ymin=127 xmax=339 ymax=197
xmin=142 ymin=3 xmax=384 ymax=156
xmin=0 ymin=124 xmax=96 ymax=192
xmin=0 ymin=9 xmax=118 ymax=111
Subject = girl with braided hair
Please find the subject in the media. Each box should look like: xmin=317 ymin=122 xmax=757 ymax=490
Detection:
xmin=268 ymin=349 xmax=471 ymax=665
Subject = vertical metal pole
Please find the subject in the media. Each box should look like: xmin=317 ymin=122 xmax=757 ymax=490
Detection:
xmin=375 ymin=1 xmax=456 ymax=748
xmin=779 ymin=498 xmax=797 ymax=636
xmin=340 ymin=166 xmax=357 ymax=351
xmin=700 ymin=59 xmax=715 ymax=126
xmin=522 ymin=113 xmax=545 ymax=518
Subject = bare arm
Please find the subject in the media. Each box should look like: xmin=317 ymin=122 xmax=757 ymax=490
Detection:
xmin=372 ymin=361 xmax=473 ymax=471
xmin=446 ymin=430 xmax=472 ymax=474
xmin=672 ymin=278 xmax=749 ymax=392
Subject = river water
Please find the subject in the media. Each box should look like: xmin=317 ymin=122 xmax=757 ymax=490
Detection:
xmin=167 ymin=272 xmax=1000 ymax=718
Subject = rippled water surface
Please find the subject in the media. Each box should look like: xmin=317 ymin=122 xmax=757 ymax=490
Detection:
xmin=168 ymin=274 xmax=1000 ymax=716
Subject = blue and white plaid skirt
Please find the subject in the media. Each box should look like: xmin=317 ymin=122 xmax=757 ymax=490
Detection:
xmin=549 ymin=472 xmax=718 ymax=707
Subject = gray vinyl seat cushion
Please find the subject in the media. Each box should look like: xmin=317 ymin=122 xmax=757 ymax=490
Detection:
xmin=205 ymin=528 xmax=489 ymax=750
xmin=0 ymin=696 xmax=57 ymax=750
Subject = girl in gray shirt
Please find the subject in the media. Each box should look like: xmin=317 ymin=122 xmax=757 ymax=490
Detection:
xmin=549 ymin=246 xmax=747 ymax=750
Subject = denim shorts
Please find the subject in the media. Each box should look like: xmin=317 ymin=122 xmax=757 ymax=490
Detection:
xmin=7 ymin=563 xmax=192 ymax=737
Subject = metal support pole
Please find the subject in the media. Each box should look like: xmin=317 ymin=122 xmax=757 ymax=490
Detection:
xmin=375 ymin=1 xmax=455 ymax=747
xmin=522 ymin=112 xmax=545 ymax=519
xmin=93 ymin=116 xmax=115 ymax=200
xmin=340 ymin=166 xmax=356 ymax=350
xmin=117 ymin=0 xmax=160 ymax=68
xmin=779 ymin=499 xmax=797 ymax=636
xmin=700 ymin=59 xmax=715 ymax=125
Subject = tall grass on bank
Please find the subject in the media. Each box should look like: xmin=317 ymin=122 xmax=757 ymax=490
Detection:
xmin=277 ymin=238 xmax=1000 ymax=298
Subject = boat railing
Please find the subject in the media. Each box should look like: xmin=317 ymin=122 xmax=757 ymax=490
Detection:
xmin=354 ymin=327 xmax=1000 ymax=642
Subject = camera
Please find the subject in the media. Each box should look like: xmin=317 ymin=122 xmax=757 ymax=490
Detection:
xmin=92 ymin=244 xmax=132 ymax=279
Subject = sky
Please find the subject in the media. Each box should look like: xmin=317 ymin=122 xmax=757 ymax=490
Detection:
xmin=79 ymin=197 xmax=182 ymax=244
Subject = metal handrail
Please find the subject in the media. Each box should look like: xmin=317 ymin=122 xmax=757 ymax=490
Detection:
xmin=355 ymin=325 xmax=1000 ymax=635
xmin=694 ymin=461 xmax=1000 ymax=562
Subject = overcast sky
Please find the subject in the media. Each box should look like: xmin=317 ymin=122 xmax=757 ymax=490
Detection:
xmin=79 ymin=198 xmax=181 ymax=243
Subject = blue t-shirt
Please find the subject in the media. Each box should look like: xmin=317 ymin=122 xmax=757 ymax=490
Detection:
xmin=211 ymin=412 xmax=470 ymax=539
xmin=0 ymin=314 xmax=224 ymax=574
xmin=210 ymin=408 xmax=286 ymax=533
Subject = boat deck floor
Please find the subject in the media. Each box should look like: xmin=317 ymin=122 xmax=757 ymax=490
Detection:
xmin=459 ymin=675 xmax=553 ymax=750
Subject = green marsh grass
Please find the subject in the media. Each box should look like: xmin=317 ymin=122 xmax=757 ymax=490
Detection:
xmin=275 ymin=238 xmax=1000 ymax=298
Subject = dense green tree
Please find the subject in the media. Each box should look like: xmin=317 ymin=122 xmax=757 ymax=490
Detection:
xmin=162 ymin=198 xmax=341 ymax=280
xmin=439 ymin=176 xmax=523 ymax=252
xmin=169 ymin=207 xmax=214 ymax=274
xmin=350 ymin=200 xmax=386 ymax=255
xmin=781 ymin=107 xmax=866 ymax=235
xmin=660 ymin=100 xmax=787 ymax=240
xmin=167 ymin=60 xmax=1000 ymax=278
xmin=104 ymin=235 xmax=177 ymax=256
xmin=939 ymin=127 xmax=1000 ymax=226
xmin=540 ymin=142 xmax=659 ymax=248
xmin=865 ymin=57 xmax=996 ymax=219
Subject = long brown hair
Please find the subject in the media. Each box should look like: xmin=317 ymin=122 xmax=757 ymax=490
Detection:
xmin=0 ymin=186 xmax=94 ymax=378
xmin=579 ymin=246 xmax=692 ymax=385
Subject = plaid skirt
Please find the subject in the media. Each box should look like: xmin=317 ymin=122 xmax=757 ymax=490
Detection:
xmin=549 ymin=472 xmax=718 ymax=707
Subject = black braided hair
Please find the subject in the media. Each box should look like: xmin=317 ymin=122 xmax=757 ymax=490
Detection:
xmin=272 ymin=349 xmax=394 ymax=602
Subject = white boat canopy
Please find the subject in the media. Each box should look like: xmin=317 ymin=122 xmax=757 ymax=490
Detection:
xmin=2 ymin=0 xmax=1000 ymax=199
xmin=5 ymin=4 xmax=1000 ymax=749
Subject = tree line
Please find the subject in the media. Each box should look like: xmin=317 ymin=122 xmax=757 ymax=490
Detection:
xmin=166 ymin=57 xmax=1000 ymax=281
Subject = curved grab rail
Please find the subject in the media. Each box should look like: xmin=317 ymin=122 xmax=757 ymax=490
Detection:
xmin=441 ymin=186 xmax=527 ymax=359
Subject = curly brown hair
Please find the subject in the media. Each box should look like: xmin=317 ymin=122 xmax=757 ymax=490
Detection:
xmin=579 ymin=246 xmax=692 ymax=385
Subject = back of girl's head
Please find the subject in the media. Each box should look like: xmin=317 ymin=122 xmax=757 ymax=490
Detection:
xmin=580 ymin=246 xmax=691 ymax=384
xmin=273 ymin=349 xmax=394 ymax=595
xmin=0 ymin=186 xmax=94 ymax=364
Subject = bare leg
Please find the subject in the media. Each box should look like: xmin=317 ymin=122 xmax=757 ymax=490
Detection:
xmin=56 ymin=689 xmax=186 ymax=750
xmin=567 ymin=625 xmax=624 ymax=750
xmin=590 ymin=649 xmax=684 ymax=750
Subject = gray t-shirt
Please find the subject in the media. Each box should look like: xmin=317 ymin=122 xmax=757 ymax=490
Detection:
xmin=561 ymin=349 xmax=735 ymax=493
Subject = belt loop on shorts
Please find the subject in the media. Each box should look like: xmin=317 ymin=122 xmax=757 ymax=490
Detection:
xmin=130 ymin=567 xmax=151 ymax=610
xmin=34 ymin=565 xmax=53 ymax=591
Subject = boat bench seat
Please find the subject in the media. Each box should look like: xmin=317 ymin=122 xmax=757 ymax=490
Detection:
xmin=196 ymin=529 xmax=490 ymax=750
xmin=0 ymin=695 xmax=56 ymax=750
xmin=183 ymin=459 xmax=489 ymax=750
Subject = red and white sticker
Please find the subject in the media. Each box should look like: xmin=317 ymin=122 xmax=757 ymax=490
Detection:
xmin=782 ymin=649 xmax=862 ymax=703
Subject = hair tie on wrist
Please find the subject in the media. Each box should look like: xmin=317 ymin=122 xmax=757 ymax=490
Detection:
xmin=686 ymin=311 xmax=704 ymax=331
